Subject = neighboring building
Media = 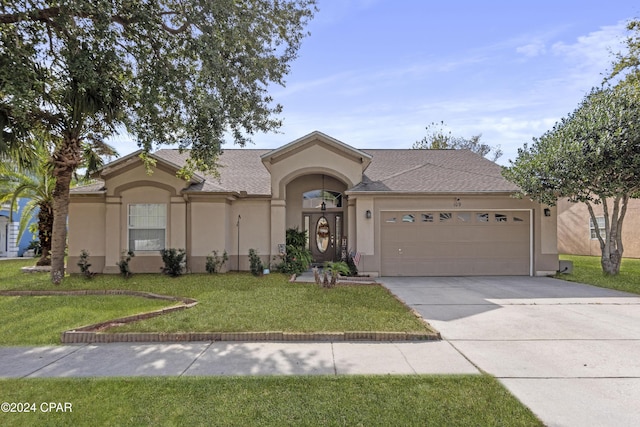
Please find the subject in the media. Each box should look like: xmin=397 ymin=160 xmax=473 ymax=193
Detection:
xmin=67 ymin=131 xmax=558 ymax=276
xmin=0 ymin=198 xmax=36 ymax=258
xmin=557 ymin=198 xmax=640 ymax=258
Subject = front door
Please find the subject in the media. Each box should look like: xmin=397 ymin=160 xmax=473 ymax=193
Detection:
xmin=306 ymin=212 xmax=343 ymax=265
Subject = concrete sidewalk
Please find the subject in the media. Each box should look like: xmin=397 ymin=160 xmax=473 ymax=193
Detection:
xmin=0 ymin=341 xmax=478 ymax=378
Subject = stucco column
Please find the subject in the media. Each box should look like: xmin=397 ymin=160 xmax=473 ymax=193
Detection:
xmin=356 ymin=197 xmax=375 ymax=255
xmin=170 ymin=197 xmax=187 ymax=249
xmin=347 ymin=197 xmax=356 ymax=251
xmin=103 ymin=197 xmax=121 ymax=273
xmin=270 ymin=199 xmax=286 ymax=259
xmin=537 ymin=204 xmax=559 ymax=275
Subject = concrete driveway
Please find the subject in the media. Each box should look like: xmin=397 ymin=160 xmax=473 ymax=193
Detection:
xmin=381 ymin=276 xmax=640 ymax=427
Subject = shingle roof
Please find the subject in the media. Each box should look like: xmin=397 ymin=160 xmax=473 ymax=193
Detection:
xmin=353 ymin=149 xmax=518 ymax=193
xmin=70 ymin=181 xmax=106 ymax=193
xmin=74 ymin=147 xmax=518 ymax=195
xmin=154 ymin=149 xmax=272 ymax=195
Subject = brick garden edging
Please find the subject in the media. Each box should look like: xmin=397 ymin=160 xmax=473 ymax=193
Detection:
xmin=61 ymin=330 xmax=439 ymax=344
xmin=1 ymin=289 xmax=441 ymax=343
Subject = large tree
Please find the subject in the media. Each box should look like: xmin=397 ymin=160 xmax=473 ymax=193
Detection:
xmin=412 ymin=121 xmax=503 ymax=162
xmin=0 ymin=1 xmax=316 ymax=283
xmin=503 ymin=83 xmax=640 ymax=275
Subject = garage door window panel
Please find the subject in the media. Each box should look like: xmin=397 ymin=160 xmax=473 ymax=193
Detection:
xmin=476 ymin=213 xmax=489 ymax=223
xmin=421 ymin=213 xmax=434 ymax=223
xmin=457 ymin=212 xmax=471 ymax=223
xmin=402 ymin=214 xmax=416 ymax=223
xmin=495 ymin=213 xmax=508 ymax=222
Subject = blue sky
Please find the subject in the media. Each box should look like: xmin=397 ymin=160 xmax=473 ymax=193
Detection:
xmin=109 ymin=0 xmax=640 ymax=165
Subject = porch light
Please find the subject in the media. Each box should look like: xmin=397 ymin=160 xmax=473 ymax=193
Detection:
xmin=544 ymin=208 xmax=551 ymax=217
xmin=365 ymin=209 xmax=372 ymax=219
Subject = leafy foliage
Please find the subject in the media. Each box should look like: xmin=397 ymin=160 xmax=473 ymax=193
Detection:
xmin=608 ymin=19 xmax=640 ymax=86
xmin=0 ymin=0 xmax=316 ymax=283
xmin=160 ymin=248 xmax=186 ymax=277
xmin=248 ymin=248 xmax=264 ymax=277
xmin=274 ymin=228 xmax=312 ymax=275
xmin=323 ymin=261 xmax=350 ymax=288
xmin=503 ymin=84 xmax=640 ymax=275
xmin=345 ymin=251 xmax=359 ymax=277
xmin=77 ymin=250 xmax=94 ymax=279
xmin=0 ymin=142 xmax=55 ymax=266
xmin=205 ymin=250 xmax=228 ymax=274
xmin=413 ymin=121 xmax=502 ymax=161
xmin=117 ymin=250 xmax=135 ymax=279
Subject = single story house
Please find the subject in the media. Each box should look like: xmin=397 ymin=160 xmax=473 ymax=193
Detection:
xmin=557 ymin=198 xmax=640 ymax=258
xmin=68 ymin=131 xmax=558 ymax=276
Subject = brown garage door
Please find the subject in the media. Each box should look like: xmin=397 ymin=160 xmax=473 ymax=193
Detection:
xmin=380 ymin=211 xmax=530 ymax=276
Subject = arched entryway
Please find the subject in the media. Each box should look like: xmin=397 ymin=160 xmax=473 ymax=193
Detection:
xmin=285 ymin=173 xmax=347 ymax=265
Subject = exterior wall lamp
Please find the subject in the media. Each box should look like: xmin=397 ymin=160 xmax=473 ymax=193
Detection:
xmin=365 ymin=209 xmax=372 ymax=219
xmin=544 ymin=208 xmax=551 ymax=217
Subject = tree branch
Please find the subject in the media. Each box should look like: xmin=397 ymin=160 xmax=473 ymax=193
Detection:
xmin=0 ymin=7 xmax=188 ymax=35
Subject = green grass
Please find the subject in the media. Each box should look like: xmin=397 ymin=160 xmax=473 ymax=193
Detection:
xmin=557 ymin=254 xmax=640 ymax=294
xmin=0 ymin=295 xmax=171 ymax=346
xmin=0 ymin=375 xmax=542 ymax=426
xmin=0 ymin=259 xmax=430 ymax=344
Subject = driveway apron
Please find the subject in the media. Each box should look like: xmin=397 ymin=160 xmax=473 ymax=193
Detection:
xmin=381 ymin=276 xmax=640 ymax=427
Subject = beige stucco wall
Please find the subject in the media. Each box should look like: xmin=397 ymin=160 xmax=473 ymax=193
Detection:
xmin=558 ymin=198 xmax=640 ymax=258
xmin=265 ymin=141 xmax=365 ymax=200
xmin=230 ymin=199 xmax=271 ymax=271
xmin=68 ymin=196 xmax=106 ymax=273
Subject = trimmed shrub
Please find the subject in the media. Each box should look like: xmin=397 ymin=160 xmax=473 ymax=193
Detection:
xmin=160 ymin=248 xmax=186 ymax=277
xmin=274 ymin=228 xmax=313 ymax=275
xmin=206 ymin=250 xmax=228 ymax=274
xmin=248 ymin=248 xmax=263 ymax=277
xmin=117 ymin=250 xmax=135 ymax=278
xmin=77 ymin=250 xmax=94 ymax=279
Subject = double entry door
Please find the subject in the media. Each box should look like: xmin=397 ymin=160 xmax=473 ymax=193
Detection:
xmin=305 ymin=212 xmax=343 ymax=265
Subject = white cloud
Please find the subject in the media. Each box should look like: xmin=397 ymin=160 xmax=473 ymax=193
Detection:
xmin=516 ymin=41 xmax=547 ymax=57
xmin=551 ymin=21 xmax=628 ymax=85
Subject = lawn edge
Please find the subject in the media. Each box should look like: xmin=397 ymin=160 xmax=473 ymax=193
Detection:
xmin=1 ymin=289 xmax=441 ymax=344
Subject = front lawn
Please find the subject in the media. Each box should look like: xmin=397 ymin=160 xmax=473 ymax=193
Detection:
xmin=0 ymin=260 xmax=431 ymax=344
xmin=0 ymin=295 xmax=171 ymax=346
xmin=0 ymin=375 xmax=542 ymax=426
xmin=557 ymin=254 xmax=640 ymax=294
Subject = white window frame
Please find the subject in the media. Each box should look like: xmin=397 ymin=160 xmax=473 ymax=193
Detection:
xmin=128 ymin=204 xmax=167 ymax=252
xmin=590 ymin=216 xmax=606 ymax=240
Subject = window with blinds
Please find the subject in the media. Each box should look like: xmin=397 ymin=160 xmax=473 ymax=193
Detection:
xmin=128 ymin=204 xmax=166 ymax=251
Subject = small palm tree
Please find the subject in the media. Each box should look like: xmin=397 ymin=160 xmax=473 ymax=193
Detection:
xmin=0 ymin=144 xmax=55 ymax=265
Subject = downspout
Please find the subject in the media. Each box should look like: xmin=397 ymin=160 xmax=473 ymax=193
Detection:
xmin=236 ymin=214 xmax=241 ymax=271
xmin=185 ymin=194 xmax=191 ymax=272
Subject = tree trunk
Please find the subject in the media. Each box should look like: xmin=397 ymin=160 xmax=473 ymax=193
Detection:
xmin=601 ymin=253 xmax=622 ymax=275
xmin=35 ymin=201 xmax=53 ymax=266
xmin=587 ymin=195 xmax=628 ymax=276
xmin=50 ymin=139 xmax=81 ymax=284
